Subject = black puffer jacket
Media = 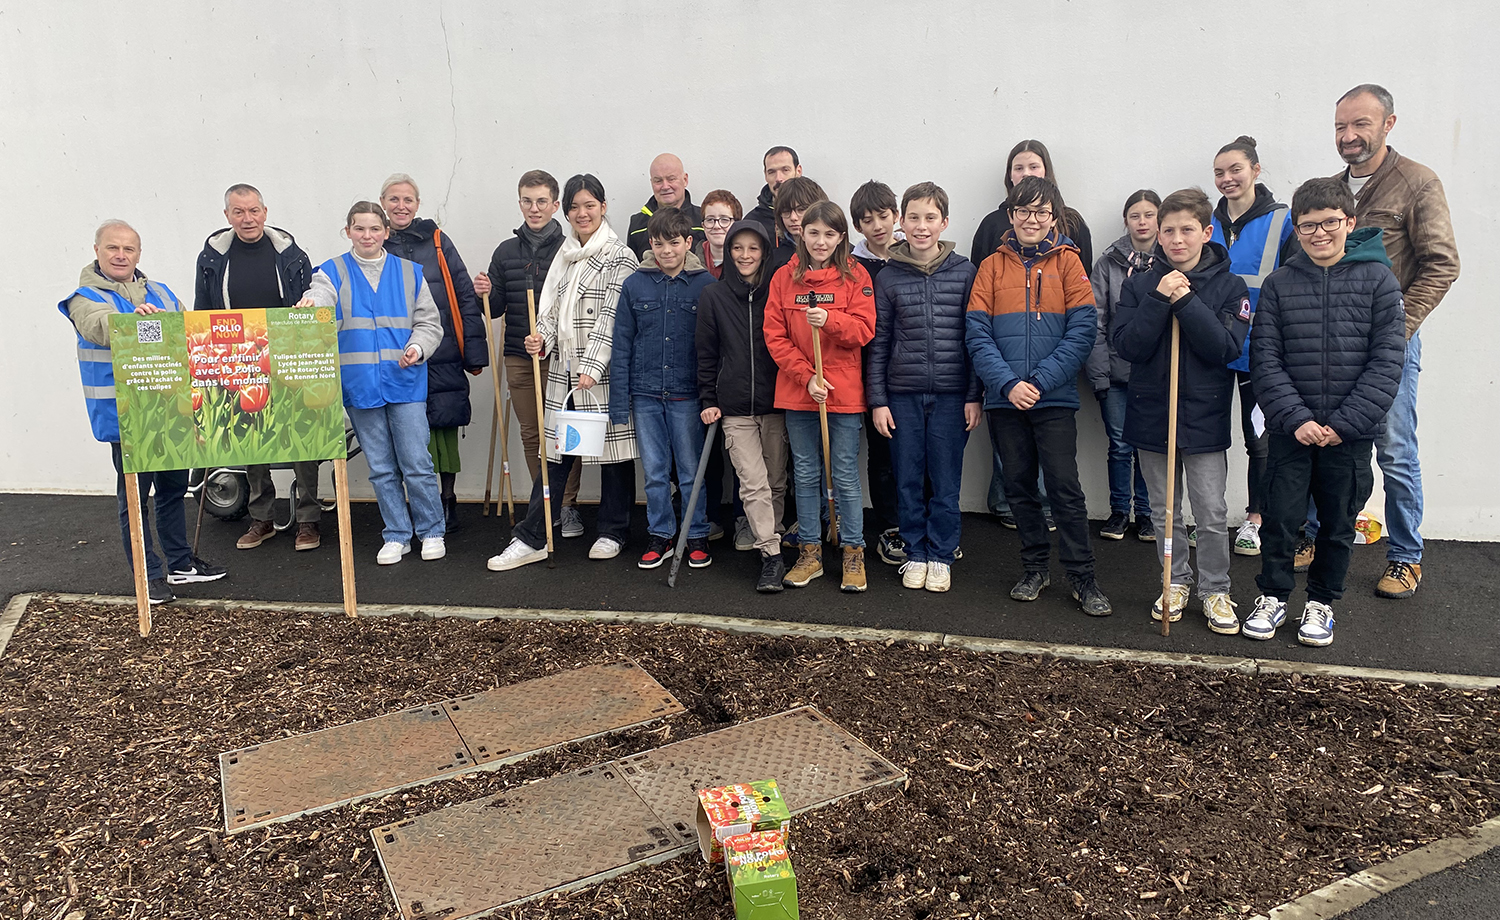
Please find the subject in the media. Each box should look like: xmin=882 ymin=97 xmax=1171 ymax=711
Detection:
xmin=696 ymin=220 xmax=779 ymax=417
xmin=384 ymin=218 xmax=488 ymax=429
xmin=1112 ymin=241 xmax=1249 ymax=454
xmin=1251 ymin=228 xmax=1406 ymax=442
xmin=866 ymin=242 xmax=980 ymax=405
xmin=484 ymin=222 xmax=565 ymax=358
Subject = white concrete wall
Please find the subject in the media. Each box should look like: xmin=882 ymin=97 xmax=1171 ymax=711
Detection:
xmin=3 ymin=1 xmax=1495 ymax=540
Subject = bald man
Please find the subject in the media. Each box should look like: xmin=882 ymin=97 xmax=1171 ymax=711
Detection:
xmin=625 ymin=153 xmax=707 ymax=259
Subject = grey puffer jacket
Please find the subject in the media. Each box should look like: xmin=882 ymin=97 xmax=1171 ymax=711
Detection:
xmin=1085 ymin=234 xmax=1155 ymax=392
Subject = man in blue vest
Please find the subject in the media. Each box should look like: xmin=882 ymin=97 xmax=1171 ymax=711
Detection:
xmin=61 ymin=220 xmax=227 ymax=604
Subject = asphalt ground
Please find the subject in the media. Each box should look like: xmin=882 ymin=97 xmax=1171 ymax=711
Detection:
xmin=1340 ymin=847 xmax=1500 ymax=920
xmin=3 ymin=492 xmax=1496 ymax=677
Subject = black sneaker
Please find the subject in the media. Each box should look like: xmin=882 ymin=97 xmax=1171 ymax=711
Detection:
xmin=167 ymin=556 xmax=228 ymax=585
xmin=997 ymin=511 xmax=1018 ymax=530
xmin=1069 ymin=575 xmax=1113 ymax=617
xmin=148 ymin=578 xmax=175 ymax=605
xmin=1010 ymin=571 xmax=1050 ymax=602
xmin=1099 ymin=512 xmax=1129 ymax=540
xmin=755 ymin=552 xmax=786 ymax=593
xmin=1136 ymin=517 xmax=1157 ymax=542
xmin=877 ymin=528 xmax=907 ymax=566
xmin=687 ymin=538 xmax=712 ymax=568
xmin=639 ymin=535 xmax=674 ymax=569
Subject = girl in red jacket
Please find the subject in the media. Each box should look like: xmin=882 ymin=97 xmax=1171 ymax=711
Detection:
xmin=764 ymin=200 xmax=876 ymax=592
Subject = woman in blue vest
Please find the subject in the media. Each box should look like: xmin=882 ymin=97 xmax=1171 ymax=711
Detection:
xmin=1211 ymin=136 xmax=1296 ymax=557
xmin=298 ymin=201 xmax=446 ymax=565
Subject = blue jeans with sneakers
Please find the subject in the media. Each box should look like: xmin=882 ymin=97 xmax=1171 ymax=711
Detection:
xmin=634 ymin=395 xmax=710 ymax=540
xmin=1098 ymin=383 xmax=1151 ymax=518
xmin=347 ymin=401 xmax=445 ymax=546
xmin=888 ymin=393 xmax=968 ymax=565
xmin=785 ymin=410 xmax=865 ymax=548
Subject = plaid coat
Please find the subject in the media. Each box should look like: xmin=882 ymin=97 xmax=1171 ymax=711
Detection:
xmin=536 ymin=228 xmax=641 ymax=464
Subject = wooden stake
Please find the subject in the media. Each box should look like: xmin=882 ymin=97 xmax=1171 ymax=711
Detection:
xmin=810 ymin=323 xmax=839 ymax=547
xmin=123 ymin=472 xmax=151 ymax=637
xmin=333 ymin=457 xmax=358 ymax=618
xmin=527 ymin=290 xmax=555 ymax=564
xmin=496 ymin=319 xmax=516 ymax=525
xmin=1160 ymin=317 xmax=1181 ymax=638
xmin=480 ymin=294 xmax=501 ymax=516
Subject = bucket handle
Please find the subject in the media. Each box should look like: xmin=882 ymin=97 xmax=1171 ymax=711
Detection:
xmin=562 ymin=385 xmax=606 ymax=413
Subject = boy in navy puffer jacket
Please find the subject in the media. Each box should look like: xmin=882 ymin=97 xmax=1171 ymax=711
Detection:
xmin=867 ymin=183 xmax=979 ymax=592
xmin=1247 ymin=178 xmax=1405 ymax=648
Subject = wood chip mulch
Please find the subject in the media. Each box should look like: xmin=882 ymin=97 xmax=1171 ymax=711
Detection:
xmin=1 ymin=597 xmax=1496 ymax=920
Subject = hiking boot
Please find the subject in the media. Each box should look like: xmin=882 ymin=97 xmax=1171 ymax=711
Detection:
xmin=1203 ymin=593 xmax=1240 ymax=635
xmin=1297 ymin=600 xmax=1336 ymax=647
xmin=1151 ymin=583 xmax=1190 ymax=622
xmin=1375 ymin=561 xmax=1421 ymax=599
xmin=1233 ymin=520 xmax=1261 ymax=556
xmin=900 ymin=560 xmax=928 ymax=589
xmin=1293 ymin=537 xmax=1315 ymax=573
xmin=1099 ymin=512 xmax=1129 ymax=540
xmin=639 ymin=535 xmax=673 ymax=570
xmin=996 ymin=511 xmax=1017 ymax=530
xmin=841 ymin=546 xmax=867 ymax=593
xmin=559 ymin=505 xmax=585 ymax=539
xmin=420 ymin=536 xmax=446 ymax=561
xmin=877 ymin=528 xmax=907 ymax=565
xmin=589 ymin=536 xmax=622 ymax=560
xmin=784 ymin=544 xmax=822 ymax=587
xmin=1242 ymin=595 xmax=1287 ymax=641
xmin=487 ymin=538 xmax=546 ymax=572
xmin=1136 ymin=517 xmax=1156 ymax=542
xmin=148 ymin=578 xmax=175 ymax=605
xmin=377 ymin=540 xmax=410 ymax=565
xmin=733 ymin=516 xmax=755 ymax=551
xmin=1010 ymin=571 xmax=1049 ymax=602
xmin=687 ymin=538 xmax=712 ymax=568
xmin=237 ymin=519 xmax=275 ymax=549
xmin=755 ymin=552 xmax=786 ymax=593
xmin=294 ymin=522 xmax=321 ymax=551
xmin=167 ymin=555 xmax=228 ymax=585
xmin=1069 ymin=575 xmax=1113 ymax=617
xmin=925 ymin=561 xmax=952 ymax=593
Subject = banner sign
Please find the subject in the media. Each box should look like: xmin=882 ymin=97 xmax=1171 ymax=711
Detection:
xmin=110 ymin=307 xmax=345 ymax=473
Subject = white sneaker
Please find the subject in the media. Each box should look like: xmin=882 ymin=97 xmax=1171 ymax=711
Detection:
xmin=377 ymin=541 xmax=410 ymax=565
xmin=421 ymin=536 xmax=446 ymax=561
xmin=1242 ymin=595 xmax=1288 ymax=640
xmin=733 ymin=516 xmax=755 ymax=551
xmin=1203 ymin=593 xmax=1240 ymax=635
xmin=925 ymin=561 xmax=952 ymax=593
xmin=1151 ymin=583 xmax=1190 ymax=622
xmin=487 ymin=538 xmax=546 ymax=572
xmin=589 ymin=536 xmax=622 ymax=560
xmin=1298 ymin=600 xmax=1336 ymax=647
xmin=559 ymin=505 xmax=585 ymax=539
xmin=899 ymin=560 xmax=928 ymax=589
xmin=1233 ymin=520 xmax=1262 ymax=556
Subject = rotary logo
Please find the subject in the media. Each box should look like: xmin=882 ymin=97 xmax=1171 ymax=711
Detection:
xmin=315 ymin=307 xmax=334 ymax=324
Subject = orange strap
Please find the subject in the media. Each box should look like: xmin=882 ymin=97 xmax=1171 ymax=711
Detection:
xmin=432 ymin=227 xmax=465 ymax=359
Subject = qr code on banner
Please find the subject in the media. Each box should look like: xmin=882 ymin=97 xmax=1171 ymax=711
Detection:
xmin=136 ymin=319 xmax=163 ymax=343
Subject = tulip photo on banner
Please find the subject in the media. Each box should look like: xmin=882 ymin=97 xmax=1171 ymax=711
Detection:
xmin=110 ymin=307 xmax=346 ymax=473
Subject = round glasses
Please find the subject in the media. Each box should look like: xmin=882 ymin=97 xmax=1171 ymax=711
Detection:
xmin=702 ymin=217 xmax=735 ymax=228
xmin=1011 ymin=207 xmax=1054 ymax=224
xmin=1295 ymin=217 xmax=1349 ymax=236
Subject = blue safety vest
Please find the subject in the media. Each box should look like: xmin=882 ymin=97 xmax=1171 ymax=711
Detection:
xmin=58 ymin=279 xmax=182 ymax=443
xmin=322 ymin=252 xmax=427 ymax=409
xmin=1212 ymin=206 xmax=1292 ymax=371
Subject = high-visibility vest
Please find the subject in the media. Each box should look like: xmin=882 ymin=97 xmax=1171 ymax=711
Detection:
xmin=1213 ymin=206 xmax=1291 ymax=371
xmin=58 ymin=279 xmax=181 ymax=443
xmin=322 ymin=252 xmax=427 ymax=409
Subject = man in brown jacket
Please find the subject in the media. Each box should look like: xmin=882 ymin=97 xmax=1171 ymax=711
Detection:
xmin=1302 ymin=83 xmax=1460 ymax=599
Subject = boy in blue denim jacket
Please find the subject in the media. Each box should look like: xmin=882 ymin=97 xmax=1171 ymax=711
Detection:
xmin=610 ymin=208 xmax=717 ymax=570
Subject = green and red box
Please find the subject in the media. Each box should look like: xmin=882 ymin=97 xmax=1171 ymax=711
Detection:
xmin=724 ymin=829 xmax=799 ymax=920
xmin=695 ymin=779 xmax=791 ymax=864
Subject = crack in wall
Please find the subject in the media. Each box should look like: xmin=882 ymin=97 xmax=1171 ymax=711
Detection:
xmin=437 ymin=2 xmax=460 ymax=221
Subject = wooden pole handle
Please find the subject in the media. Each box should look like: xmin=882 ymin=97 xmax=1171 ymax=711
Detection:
xmin=123 ymin=472 xmax=151 ymax=637
xmin=1160 ymin=316 xmax=1181 ymax=638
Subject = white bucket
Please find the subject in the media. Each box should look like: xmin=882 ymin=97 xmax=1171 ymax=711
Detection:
xmin=553 ymin=386 xmax=608 ymax=457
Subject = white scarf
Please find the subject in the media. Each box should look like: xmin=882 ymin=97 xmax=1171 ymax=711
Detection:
xmin=536 ymin=220 xmax=619 ymax=373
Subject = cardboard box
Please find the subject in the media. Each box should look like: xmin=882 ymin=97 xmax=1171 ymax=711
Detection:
xmin=725 ymin=829 xmax=799 ymax=920
xmin=695 ymin=779 xmax=791 ymax=864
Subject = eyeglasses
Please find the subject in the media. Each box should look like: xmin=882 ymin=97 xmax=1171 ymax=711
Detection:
xmin=1295 ymin=217 xmax=1349 ymax=236
xmin=702 ymin=217 xmax=735 ymax=228
xmin=1011 ymin=207 xmax=1054 ymax=223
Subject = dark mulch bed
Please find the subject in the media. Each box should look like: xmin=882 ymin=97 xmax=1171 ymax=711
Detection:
xmin=1 ymin=597 xmax=1497 ymax=920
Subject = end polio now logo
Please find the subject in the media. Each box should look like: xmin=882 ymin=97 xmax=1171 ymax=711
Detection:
xmin=210 ymin=312 xmax=246 ymax=346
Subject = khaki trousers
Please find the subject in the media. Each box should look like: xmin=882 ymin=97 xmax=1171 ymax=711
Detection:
xmin=721 ymin=414 xmax=788 ymax=554
xmin=504 ymin=356 xmax=581 ymax=507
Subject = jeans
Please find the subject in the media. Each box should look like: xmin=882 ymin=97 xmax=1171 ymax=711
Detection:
xmin=1236 ymin=372 xmax=1270 ymax=517
xmin=987 ymin=444 xmax=1049 ymax=516
xmin=247 ymin=461 xmax=322 ymax=523
xmin=888 ymin=393 xmax=968 ymax=565
xmin=513 ymin=456 xmax=636 ymax=549
xmin=988 ymin=407 xmax=1094 ymax=577
xmin=1302 ymin=331 xmax=1421 ymax=563
xmin=785 ymin=409 xmax=865 ymax=548
xmin=1138 ymin=449 xmax=1231 ymax=595
xmin=1098 ymin=383 xmax=1151 ymax=518
xmin=111 ymin=443 xmax=191 ymax=581
xmin=864 ymin=407 xmax=899 ymax=531
xmin=634 ymin=395 xmax=710 ymax=540
xmin=1257 ymin=435 xmax=1374 ymax=604
xmin=347 ymin=402 xmax=445 ymax=545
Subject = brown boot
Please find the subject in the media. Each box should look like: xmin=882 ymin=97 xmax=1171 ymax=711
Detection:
xmin=236 ymin=519 xmax=276 ymax=549
xmin=841 ymin=545 xmax=867 ymax=593
xmin=783 ymin=544 xmax=822 ymax=587
xmin=1375 ymin=561 xmax=1421 ymax=599
xmin=294 ymin=522 xmax=321 ymax=551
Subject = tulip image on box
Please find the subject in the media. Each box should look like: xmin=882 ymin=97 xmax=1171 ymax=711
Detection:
xmin=725 ymin=829 xmax=799 ymax=920
xmin=695 ymin=779 xmax=791 ymax=864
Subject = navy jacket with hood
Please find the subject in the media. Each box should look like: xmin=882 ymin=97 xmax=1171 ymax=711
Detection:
xmin=194 ymin=226 xmax=312 ymax=312
xmin=609 ymin=250 xmax=715 ymax=424
xmin=866 ymin=241 xmax=981 ymax=405
xmin=1251 ymin=227 xmax=1405 ymax=442
xmin=1112 ymin=240 xmax=1250 ymax=454
xmin=696 ymin=220 xmax=780 ymax=417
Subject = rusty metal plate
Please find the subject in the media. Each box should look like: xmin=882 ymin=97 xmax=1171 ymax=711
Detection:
xmin=443 ymin=661 xmax=683 ymax=765
xmin=372 ymin=764 xmax=688 ymax=919
xmin=615 ymin=706 xmax=907 ymax=837
xmin=221 ymin=703 xmax=472 ymax=834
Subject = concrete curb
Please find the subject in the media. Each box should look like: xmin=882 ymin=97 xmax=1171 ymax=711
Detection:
xmin=1250 ymin=815 xmax=1500 ymax=919
xmin=0 ymin=593 xmax=31 ymax=661
xmin=31 ymin=592 xmax=1500 ymax=690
